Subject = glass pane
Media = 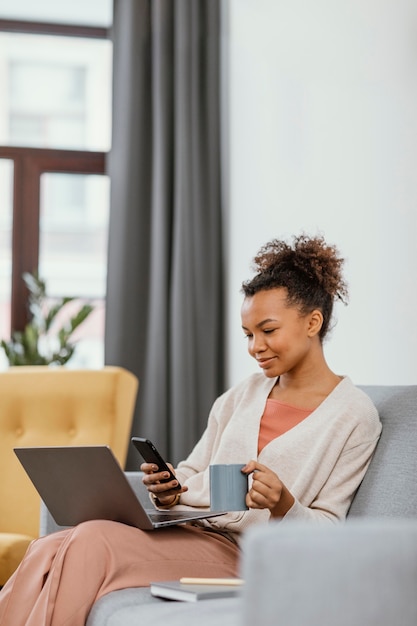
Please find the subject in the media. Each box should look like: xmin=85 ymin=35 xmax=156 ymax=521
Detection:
xmin=0 ymin=0 xmax=113 ymax=27
xmin=0 ymin=33 xmax=112 ymax=151
xmin=39 ymin=172 xmax=110 ymax=368
xmin=0 ymin=159 xmax=13 ymax=370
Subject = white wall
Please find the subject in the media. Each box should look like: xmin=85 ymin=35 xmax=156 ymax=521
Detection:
xmin=224 ymin=0 xmax=417 ymax=387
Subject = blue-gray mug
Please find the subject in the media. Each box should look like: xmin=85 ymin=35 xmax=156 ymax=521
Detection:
xmin=209 ymin=464 xmax=249 ymax=511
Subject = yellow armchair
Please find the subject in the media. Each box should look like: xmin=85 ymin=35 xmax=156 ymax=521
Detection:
xmin=0 ymin=365 xmax=138 ymax=586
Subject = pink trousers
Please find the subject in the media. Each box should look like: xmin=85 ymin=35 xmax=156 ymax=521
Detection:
xmin=0 ymin=520 xmax=239 ymax=626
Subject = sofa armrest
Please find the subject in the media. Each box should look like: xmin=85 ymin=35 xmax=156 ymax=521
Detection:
xmin=241 ymin=518 xmax=417 ymax=626
xmin=39 ymin=472 xmax=149 ymax=536
xmin=39 ymin=500 xmax=69 ymax=536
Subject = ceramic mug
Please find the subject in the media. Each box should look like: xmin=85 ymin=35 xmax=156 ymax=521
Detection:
xmin=209 ymin=463 xmax=249 ymax=511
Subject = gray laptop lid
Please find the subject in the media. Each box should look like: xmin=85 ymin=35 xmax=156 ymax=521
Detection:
xmin=14 ymin=445 xmax=225 ymax=530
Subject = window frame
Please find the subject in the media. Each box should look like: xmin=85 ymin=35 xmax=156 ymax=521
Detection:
xmin=0 ymin=17 xmax=110 ymax=333
xmin=0 ymin=19 xmax=108 ymax=39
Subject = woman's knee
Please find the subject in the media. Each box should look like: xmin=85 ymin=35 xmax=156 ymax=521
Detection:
xmin=69 ymin=520 xmax=119 ymax=544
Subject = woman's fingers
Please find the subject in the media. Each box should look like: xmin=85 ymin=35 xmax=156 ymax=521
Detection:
xmin=141 ymin=463 xmax=188 ymax=498
xmin=243 ymin=461 xmax=283 ymax=510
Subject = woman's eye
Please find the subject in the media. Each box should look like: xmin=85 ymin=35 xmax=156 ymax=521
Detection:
xmin=243 ymin=334 xmax=253 ymax=339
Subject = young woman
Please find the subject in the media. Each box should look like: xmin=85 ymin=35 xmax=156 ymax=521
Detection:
xmin=0 ymin=234 xmax=382 ymax=626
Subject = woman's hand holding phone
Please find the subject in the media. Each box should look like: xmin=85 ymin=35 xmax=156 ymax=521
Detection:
xmin=141 ymin=461 xmax=188 ymax=506
xmin=131 ymin=437 xmax=188 ymax=507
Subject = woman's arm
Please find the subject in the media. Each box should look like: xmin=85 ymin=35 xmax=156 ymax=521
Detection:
xmin=244 ymin=437 xmax=381 ymax=524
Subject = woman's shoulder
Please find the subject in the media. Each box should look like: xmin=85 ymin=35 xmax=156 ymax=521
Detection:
xmin=336 ymin=376 xmax=378 ymax=408
xmin=330 ymin=376 xmax=382 ymax=435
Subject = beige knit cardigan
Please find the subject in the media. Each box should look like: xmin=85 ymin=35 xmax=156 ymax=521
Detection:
xmin=174 ymin=374 xmax=382 ymax=536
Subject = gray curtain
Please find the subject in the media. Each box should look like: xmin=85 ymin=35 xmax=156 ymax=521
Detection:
xmin=105 ymin=0 xmax=225 ymax=469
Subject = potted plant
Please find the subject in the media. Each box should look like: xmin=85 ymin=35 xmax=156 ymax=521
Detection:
xmin=0 ymin=272 xmax=94 ymax=366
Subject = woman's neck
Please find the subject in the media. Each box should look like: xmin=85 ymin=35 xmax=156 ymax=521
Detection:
xmin=269 ymin=363 xmax=342 ymax=410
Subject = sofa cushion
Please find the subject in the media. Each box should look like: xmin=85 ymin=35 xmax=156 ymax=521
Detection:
xmin=350 ymin=385 xmax=417 ymax=517
xmin=241 ymin=518 xmax=417 ymax=626
xmin=86 ymin=588 xmax=240 ymax=626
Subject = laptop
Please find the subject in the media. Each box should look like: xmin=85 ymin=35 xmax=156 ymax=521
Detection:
xmin=14 ymin=445 xmax=226 ymax=530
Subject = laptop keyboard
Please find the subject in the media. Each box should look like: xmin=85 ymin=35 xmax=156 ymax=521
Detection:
xmin=150 ymin=511 xmax=203 ymax=522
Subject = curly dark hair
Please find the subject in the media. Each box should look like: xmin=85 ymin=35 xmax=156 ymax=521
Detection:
xmin=241 ymin=234 xmax=349 ymax=340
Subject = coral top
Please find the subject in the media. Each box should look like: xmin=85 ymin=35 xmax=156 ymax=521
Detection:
xmin=258 ymin=399 xmax=313 ymax=454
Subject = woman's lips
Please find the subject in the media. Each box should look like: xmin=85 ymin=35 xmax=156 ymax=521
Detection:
xmin=257 ymin=357 xmax=275 ymax=369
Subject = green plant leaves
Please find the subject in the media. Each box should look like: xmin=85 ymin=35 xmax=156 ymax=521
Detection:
xmin=1 ymin=272 xmax=95 ymax=366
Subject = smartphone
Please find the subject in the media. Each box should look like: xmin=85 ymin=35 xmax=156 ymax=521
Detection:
xmin=131 ymin=437 xmax=181 ymax=490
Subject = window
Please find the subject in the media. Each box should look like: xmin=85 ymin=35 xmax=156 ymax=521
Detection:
xmin=40 ymin=172 xmax=109 ymax=367
xmin=0 ymin=1 xmax=112 ymax=27
xmin=0 ymin=32 xmax=111 ymax=151
xmin=0 ymin=2 xmax=113 ymax=369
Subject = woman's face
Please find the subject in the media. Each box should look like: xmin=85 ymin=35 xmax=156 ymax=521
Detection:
xmin=241 ymin=288 xmax=320 ymax=379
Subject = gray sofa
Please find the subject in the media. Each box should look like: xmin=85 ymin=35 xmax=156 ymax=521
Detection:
xmin=40 ymin=385 xmax=417 ymax=625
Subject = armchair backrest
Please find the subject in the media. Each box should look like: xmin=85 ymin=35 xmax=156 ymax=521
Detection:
xmin=349 ymin=385 xmax=417 ymax=517
xmin=0 ymin=366 xmax=138 ymax=538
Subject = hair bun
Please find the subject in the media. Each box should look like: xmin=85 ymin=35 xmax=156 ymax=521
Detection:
xmin=252 ymin=234 xmax=348 ymax=304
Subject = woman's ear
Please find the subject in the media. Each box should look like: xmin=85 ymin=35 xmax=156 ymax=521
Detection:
xmin=307 ymin=309 xmax=323 ymax=337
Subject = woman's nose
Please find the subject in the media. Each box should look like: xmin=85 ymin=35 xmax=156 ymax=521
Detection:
xmin=249 ymin=334 xmax=266 ymax=354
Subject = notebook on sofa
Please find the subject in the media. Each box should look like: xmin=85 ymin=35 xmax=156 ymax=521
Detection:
xmin=150 ymin=578 xmax=244 ymax=602
xmin=14 ymin=445 xmax=226 ymax=530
